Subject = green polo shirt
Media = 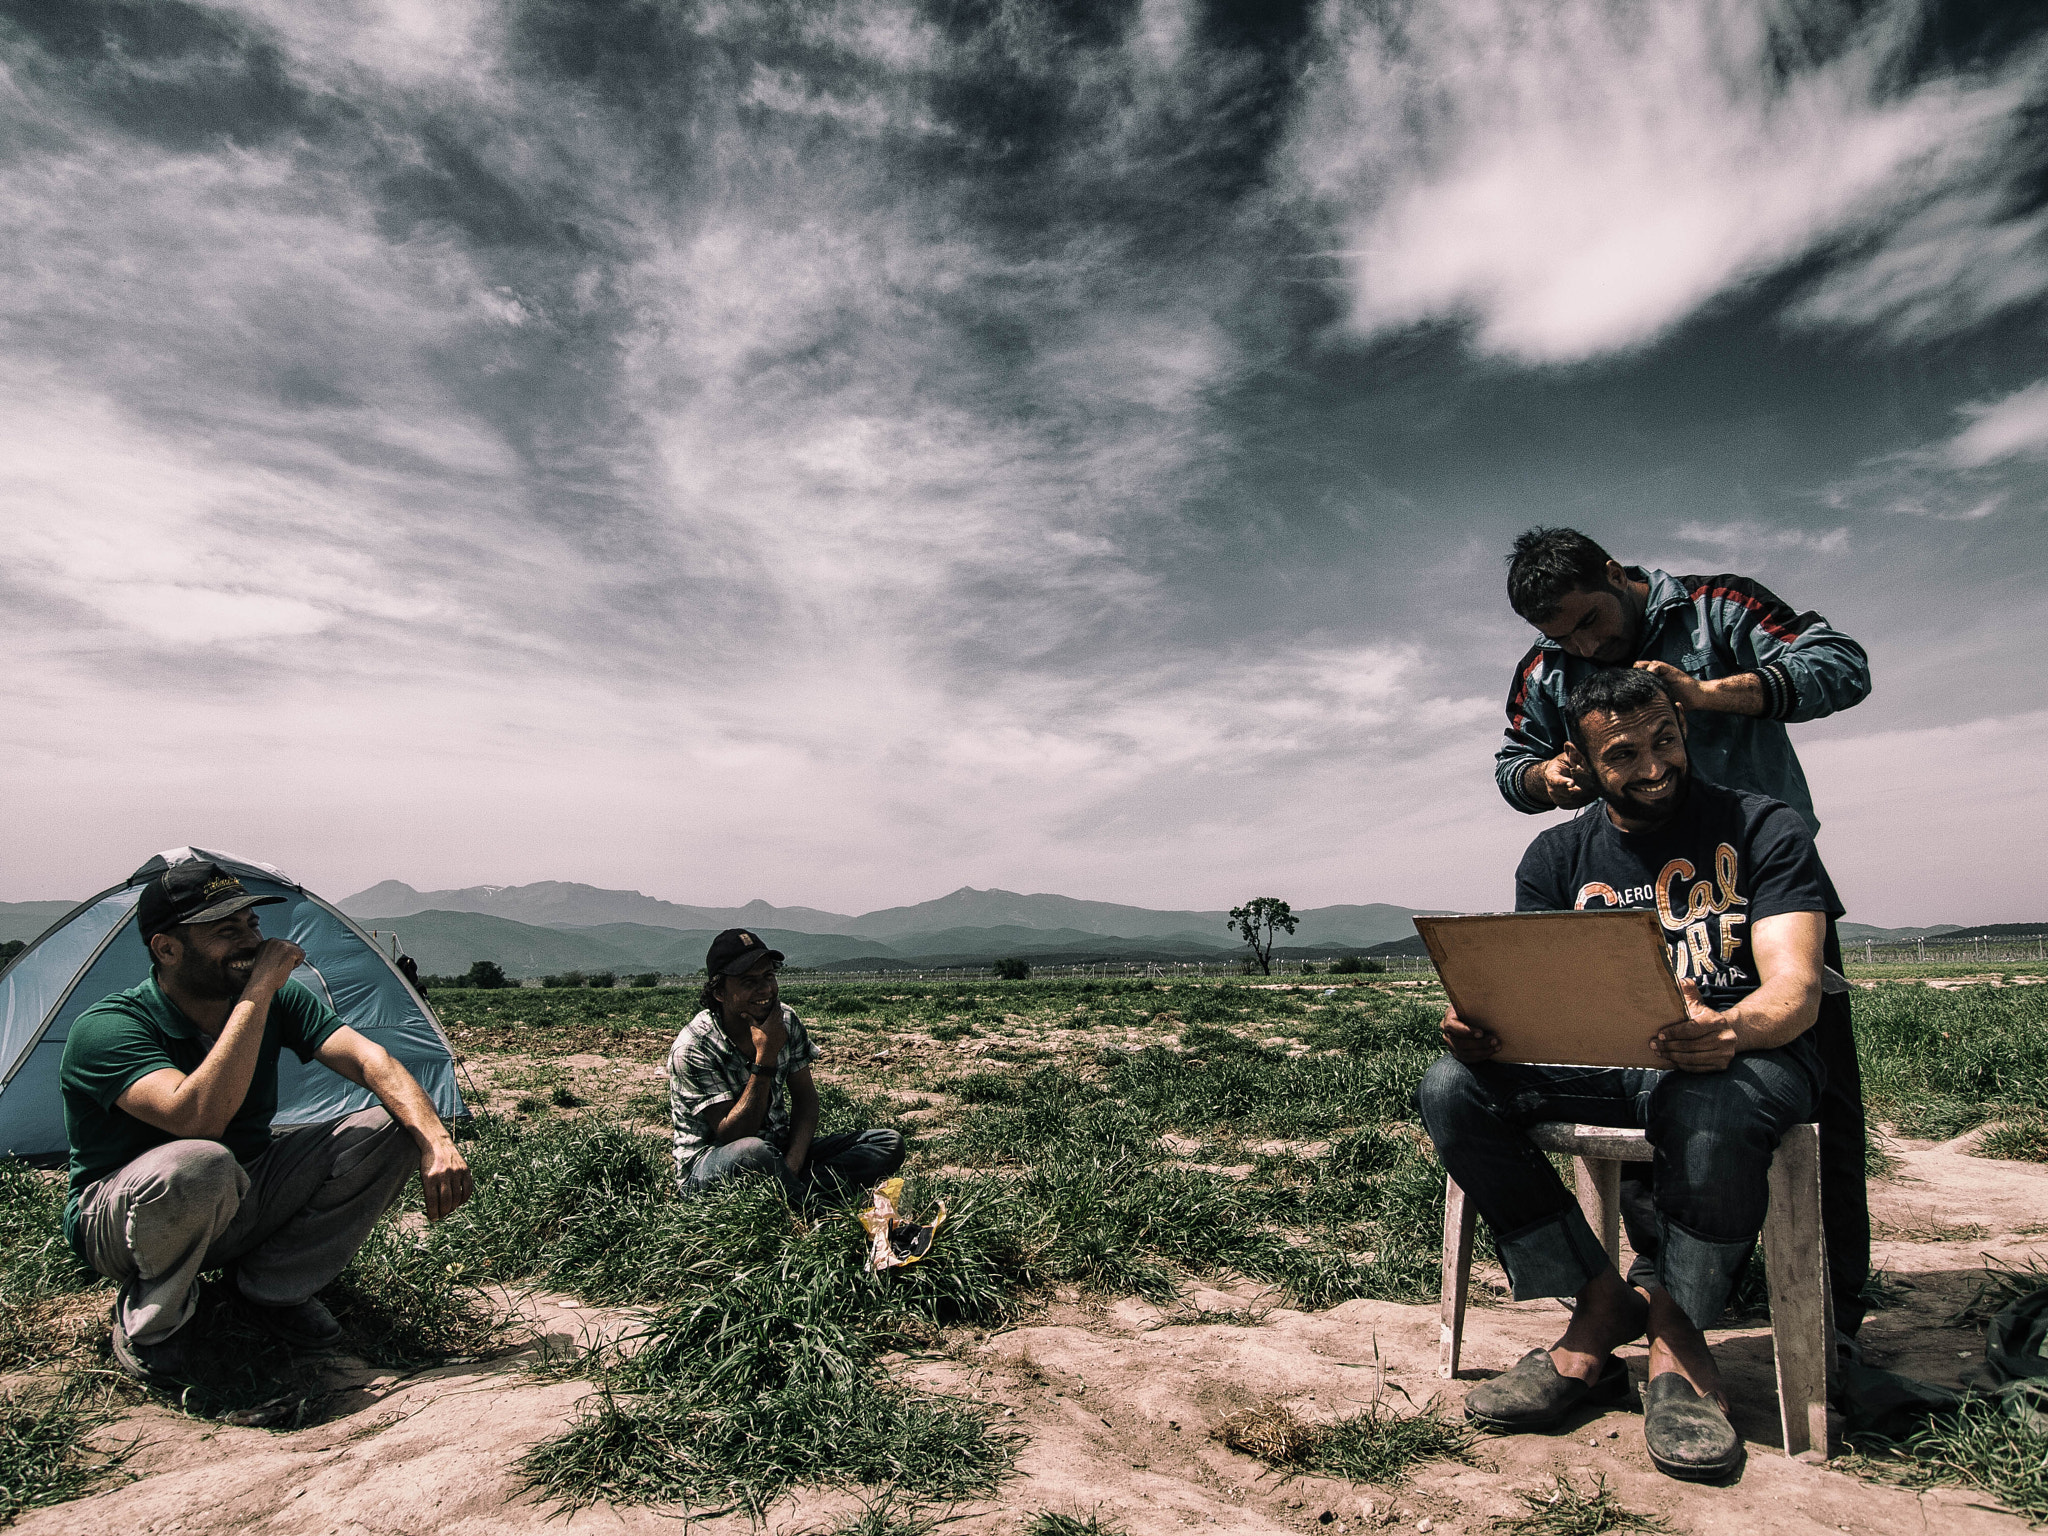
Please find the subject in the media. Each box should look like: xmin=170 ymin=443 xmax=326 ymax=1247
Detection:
xmin=59 ymin=977 xmax=346 ymax=1252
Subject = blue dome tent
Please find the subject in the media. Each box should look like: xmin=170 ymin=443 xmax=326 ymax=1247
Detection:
xmin=0 ymin=847 xmax=465 ymax=1159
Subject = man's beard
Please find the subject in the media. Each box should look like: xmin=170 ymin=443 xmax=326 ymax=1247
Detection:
xmin=170 ymin=948 xmax=257 ymax=1000
xmin=1602 ymin=762 xmax=1689 ymax=826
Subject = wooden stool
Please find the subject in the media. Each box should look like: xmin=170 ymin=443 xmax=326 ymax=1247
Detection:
xmin=1438 ymin=1121 xmax=1835 ymax=1461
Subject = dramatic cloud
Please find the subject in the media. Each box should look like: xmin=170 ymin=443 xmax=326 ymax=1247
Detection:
xmin=1294 ymin=0 xmax=2044 ymax=361
xmin=2 ymin=1 xmax=2045 ymax=922
xmin=1949 ymin=380 xmax=2048 ymax=467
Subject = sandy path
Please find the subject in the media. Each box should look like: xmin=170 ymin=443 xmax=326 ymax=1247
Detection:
xmin=22 ymin=1144 xmax=2046 ymax=1536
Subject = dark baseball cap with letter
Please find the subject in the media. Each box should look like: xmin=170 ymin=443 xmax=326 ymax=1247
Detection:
xmin=705 ymin=928 xmax=785 ymax=977
xmin=137 ymin=861 xmax=286 ymax=941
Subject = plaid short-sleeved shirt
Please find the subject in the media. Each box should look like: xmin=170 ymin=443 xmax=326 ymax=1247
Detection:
xmin=665 ymin=1005 xmax=817 ymax=1179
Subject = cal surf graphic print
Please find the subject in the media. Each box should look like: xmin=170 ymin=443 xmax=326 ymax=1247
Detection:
xmin=1575 ymin=841 xmax=1750 ymax=986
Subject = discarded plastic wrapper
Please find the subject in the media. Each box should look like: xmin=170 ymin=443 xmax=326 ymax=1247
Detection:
xmin=859 ymin=1177 xmax=947 ymax=1271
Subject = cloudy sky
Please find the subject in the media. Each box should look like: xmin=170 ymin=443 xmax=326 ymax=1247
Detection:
xmin=3 ymin=0 xmax=2045 ymax=926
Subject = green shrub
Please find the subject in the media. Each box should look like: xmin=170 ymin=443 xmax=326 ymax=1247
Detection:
xmin=994 ymin=958 xmax=1031 ymax=981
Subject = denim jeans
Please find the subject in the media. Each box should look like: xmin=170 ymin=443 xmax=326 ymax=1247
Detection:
xmin=1416 ymin=1047 xmax=1818 ymax=1331
xmin=684 ymin=1128 xmax=906 ymax=1202
xmin=1616 ymin=923 xmax=1870 ymax=1333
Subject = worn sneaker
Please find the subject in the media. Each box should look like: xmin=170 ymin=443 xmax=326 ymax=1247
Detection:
xmin=111 ymin=1321 xmax=206 ymax=1387
xmin=1465 ymin=1349 xmax=1631 ymax=1430
xmin=1641 ymin=1371 xmax=1744 ymax=1481
xmin=244 ymin=1295 xmax=343 ymax=1348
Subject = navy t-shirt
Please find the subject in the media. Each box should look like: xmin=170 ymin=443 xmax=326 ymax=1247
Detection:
xmin=1515 ymin=778 xmax=1843 ymax=1013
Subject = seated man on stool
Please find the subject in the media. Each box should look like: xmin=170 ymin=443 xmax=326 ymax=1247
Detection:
xmin=1417 ymin=666 xmax=1840 ymax=1481
xmin=666 ymin=929 xmax=905 ymax=1200
xmin=61 ymin=862 xmax=472 ymax=1388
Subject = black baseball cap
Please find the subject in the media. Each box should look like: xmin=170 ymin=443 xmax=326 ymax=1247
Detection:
xmin=137 ymin=861 xmax=286 ymax=941
xmin=706 ymin=928 xmax=785 ymax=977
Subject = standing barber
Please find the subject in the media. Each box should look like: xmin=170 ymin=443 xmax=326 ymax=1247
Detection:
xmin=1492 ymin=526 xmax=1873 ymax=1342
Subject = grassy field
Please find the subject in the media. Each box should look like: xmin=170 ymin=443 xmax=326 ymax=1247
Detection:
xmin=3 ymin=969 xmax=2045 ymax=1525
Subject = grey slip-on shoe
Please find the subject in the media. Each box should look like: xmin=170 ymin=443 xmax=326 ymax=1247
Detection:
xmin=1465 ymin=1348 xmax=1631 ymax=1431
xmin=1641 ymin=1371 xmax=1745 ymax=1481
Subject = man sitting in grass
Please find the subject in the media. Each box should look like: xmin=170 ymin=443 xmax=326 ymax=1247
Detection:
xmin=1418 ymin=666 xmax=1840 ymax=1482
xmin=61 ymin=861 xmax=472 ymax=1388
xmin=666 ymin=928 xmax=904 ymax=1199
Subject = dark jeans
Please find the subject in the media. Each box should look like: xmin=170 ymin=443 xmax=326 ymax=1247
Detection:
xmin=685 ymin=1128 xmax=906 ymax=1201
xmin=1417 ymin=1047 xmax=1818 ymax=1331
xmin=1617 ymin=924 xmax=1870 ymax=1333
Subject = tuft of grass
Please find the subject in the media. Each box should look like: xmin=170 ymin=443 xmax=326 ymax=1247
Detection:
xmin=940 ymin=1072 xmax=1019 ymax=1105
xmin=324 ymin=1223 xmax=505 ymax=1366
xmin=1215 ymin=1397 xmax=1477 ymax=1485
xmin=1978 ymin=1117 xmax=2048 ymax=1163
xmin=0 ymin=1162 xmax=109 ymax=1370
xmin=0 ymin=1381 xmax=128 ymax=1525
xmin=1859 ymin=1267 xmax=1911 ymax=1313
xmin=1950 ymin=1255 xmax=2048 ymax=1329
xmin=623 ymin=1085 xmax=669 ymax=1123
xmin=1153 ymin=1302 xmax=1274 ymax=1327
xmin=474 ymin=1119 xmax=1023 ymax=1515
xmin=1857 ymin=1395 xmax=2048 ymax=1525
xmin=520 ymin=1379 xmax=1012 ymax=1517
xmin=1024 ymin=1514 xmax=1128 ymax=1536
xmin=1489 ymin=1473 xmax=1673 ymax=1536
xmin=820 ymin=1489 xmax=947 ymax=1536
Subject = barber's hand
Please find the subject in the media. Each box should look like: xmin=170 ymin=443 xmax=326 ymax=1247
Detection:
xmin=1632 ymin=659 xmax=1710 ymax=711
xmin=1534 ymin=746 xmax=1597 ymax=808
xmin=243 ymin=938 xmax=307 ymax=996
xmin=420 ymin=1140 xmax=473 ymax=1221
xmin=1651 ymin=980 xmax=1740 ymax=1073
xmin=1441 ymin=1004 xmax=1500 ymax=1064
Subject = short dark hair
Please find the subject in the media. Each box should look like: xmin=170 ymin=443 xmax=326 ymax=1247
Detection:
xmin=1566 ymin=667 xmax=1676 ymax=753
xmin=1507 ymin=527 xmax=1616 ymax=622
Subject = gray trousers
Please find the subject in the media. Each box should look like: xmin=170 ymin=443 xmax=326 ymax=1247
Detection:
xmin=72 ymin=1108 xmax=417 ymax=1345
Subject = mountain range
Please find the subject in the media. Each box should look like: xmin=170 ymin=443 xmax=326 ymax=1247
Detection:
xmin=333 ymin=882 xmax=1449 ymax=977
xmin=336 ymin=880 xmax=1439 ymax=947
xmin=1 ymin=881 xmax=2035 ymax=978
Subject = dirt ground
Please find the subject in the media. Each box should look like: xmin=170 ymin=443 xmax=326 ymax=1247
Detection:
xmin=23 ymin=1122 xmax=2046 ymax=1536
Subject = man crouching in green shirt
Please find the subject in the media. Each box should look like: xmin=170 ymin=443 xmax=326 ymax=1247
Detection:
xmin=60 ymin=861 xmax=473 ymax=1387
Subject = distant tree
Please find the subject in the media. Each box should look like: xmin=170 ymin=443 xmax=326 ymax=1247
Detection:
xmin=542 ymin=970 xmax=587 ymax=989
xmin=631 ymin=972 xmax=662 ymax=988
xmin=1227 ymin=897 xmax=1298 ymax=976
xmin=994 ymin=957 xmax=1031 ymax=980
xmin=0 ymin=939 xmax=24 ymax=968
xmin=463 ymin=959 xmax=510 ymax=990
xmin=587 ymin=971 xmax=617 ymax=990
xmin=1299 ymin=961 xmax=1317 ymax=976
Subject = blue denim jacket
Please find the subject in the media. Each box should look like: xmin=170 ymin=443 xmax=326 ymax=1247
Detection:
xmin=1494 ymin=567 xmax=1871 ymax=834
